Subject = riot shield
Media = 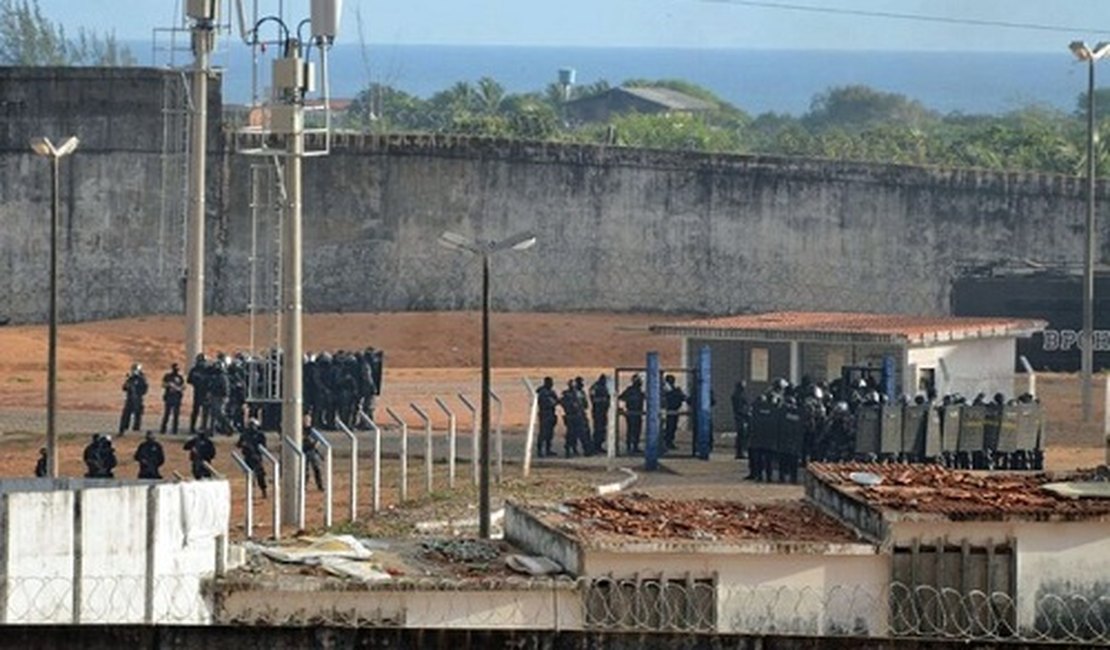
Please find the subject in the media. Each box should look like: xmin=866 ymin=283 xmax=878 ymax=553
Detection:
xmin=780 ymin=408 xmax=804 ymax=457
xmin=749 ymin=405 xmax=777 ymax=452
xmin=941 ymin=405 xmax=962 ymax=454
xmin=997 ymin=405 xmax=1021 ymax=453
xmin=880 ymin=405 xmax=903 ymax=456
xmin=901 ymin=404 xmax=928 ymax=458
xmin=983 ymin=405 xmax=1002 ymax=452
xmin=1014 ymin=403 xmax=1040 ymax=451
xmin=855 ymin=406 xmax=881 ymax=456
xmin=924 ymin=406 xmax=943 ymax=458
xmin=958 ymin=405 xmax=987 ymax=453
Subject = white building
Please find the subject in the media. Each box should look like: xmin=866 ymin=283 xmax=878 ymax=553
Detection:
xmin=651 ymin=311 xmax=1046 ymax=431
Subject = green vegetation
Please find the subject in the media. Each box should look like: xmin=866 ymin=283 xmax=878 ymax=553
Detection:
xmin=342 ymin=76 xmax=1110 ymax=175
xmin=0 ymin=0 xmax=134 ymax=66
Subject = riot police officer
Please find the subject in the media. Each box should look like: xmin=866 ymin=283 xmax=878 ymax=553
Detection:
xmin=731 ymin=381 xmax=751 ymax=460
xmin=619 ymin=375 xmax=646 ymax=454
xmin=160 ymin=363 xmax=184 ymax=435
xmin=184 ymin=431 xmax=216 ymax=479
xmin=237 ymin=419 xmax=268 ymax=497
xmin=303 ymin=415 xmax=325 ymax=491
xmin=134 ymin=430 xmax=165 ymax=480
xmin=119 ymin=363 xmax=148 ymax=435
xmin=84 ymin=434 xmax=117 ymax=479
xmin=589 ymin=374 xmax=611 ymax=454
xmin=662 ymin=375 xmax=686 ymax=452
xmin=561 ymin=380 xmax=586 ymax=457
xmin=187 ymin=354 xmax=209 ymax=434
xmin=536 ymin=377 xmax=559 ymax=458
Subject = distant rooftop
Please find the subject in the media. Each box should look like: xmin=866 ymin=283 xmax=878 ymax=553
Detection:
xmin=651 ymin=311 xmax=1047 ymax=345
xmin=613 ymin=86 xmax=717 ymax=111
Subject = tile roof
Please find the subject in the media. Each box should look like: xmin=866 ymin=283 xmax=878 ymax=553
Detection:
xmin=651 ymin=311 xmax=1046 ymax=345
xmin=807 ymin=463 xmax=1110 ymax=522
xmin=548 ymin=493 xmax=863 ymax=546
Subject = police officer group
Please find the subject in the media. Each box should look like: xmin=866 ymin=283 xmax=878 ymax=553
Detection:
xmin=535 ymin=372 xmax=711 ymax=459
xmin=732 ymin=376 xmax=1044 ymax=484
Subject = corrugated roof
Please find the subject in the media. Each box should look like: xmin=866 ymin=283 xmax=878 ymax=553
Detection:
xmin=651 ymin=311 xmax=1046 ymax=345
xmin=616 ymin=86 xmax=717 ymax=111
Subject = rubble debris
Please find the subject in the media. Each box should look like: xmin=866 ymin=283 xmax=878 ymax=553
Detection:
xmin=561 ymin=493 xmax=858 ymax=543
xmin=809 ymin=463 xmax=1110 ymax=518
xmin=505 ymin=554 xmax=563 ymax=576
xmin=421 ymin=538 xmax=502 ymax=565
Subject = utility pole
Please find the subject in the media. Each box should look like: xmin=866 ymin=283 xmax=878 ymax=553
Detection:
xmin=185 ymin=0 xmax=218 ymax=368
xmin=275 ymin=40 xmax=308 ymax=524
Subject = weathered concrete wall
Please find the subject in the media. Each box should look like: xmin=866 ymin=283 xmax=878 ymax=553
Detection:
xmin=0 ymin=67 xmax=221 ymax=324
xmin=214 ymin=134 xmax=1109 ymax=319
xmin=2 ymin=67 xmax=1107 ymax=323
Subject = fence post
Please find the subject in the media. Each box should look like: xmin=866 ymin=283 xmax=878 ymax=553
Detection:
xmin=521 ymin=378 xmax=537 ymax=478
xmin=458 ymin=393 xmax=479 ymax=487
xmin=411 ymin=403 xmax=434 ymax=494
xmin=281 ymin=436 xmax=306 ymax=531
xmin=1019 ymin=355 xmax=1037 ymax=398
xmin=491 ymin=390 xmax=504 ymax=483
xmin=310 ymin=429 xmax=334 ymax=529
xmin=336 ymin=416 xmax=359 ymax=522
xmin=434 ymin=397 xmax=457 ymax=489
xmin=259 ymin=446 xmax=281 ymax=540
xmin=386 ymin=407 xmax=409 ymax=503
xmin=230 ymin=452 xmax=254 ymax=539
xmin=360 ymin=410 xmax=381 ymax=513
xmin=607 ymin=374 xmax=619 ymax=471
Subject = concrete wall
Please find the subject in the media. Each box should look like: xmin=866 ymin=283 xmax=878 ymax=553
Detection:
xmin=907 ymin=337 xmax=1016 ymax=400
xmin=889 ymin=518 xmax=1110 ymax=636
xmin=0 ymin=479 xmax=228 ymax=625
xmin=2 ymin=67 xmax=1107 ymax=324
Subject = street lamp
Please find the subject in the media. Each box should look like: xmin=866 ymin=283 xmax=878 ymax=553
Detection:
xmin=1070 ymin=40 xmax=1110 ymax=430
xmin=438 ymin=230 xmax=536 ymax=538
xmin=29 ymin=135 xmax=79 ymax=479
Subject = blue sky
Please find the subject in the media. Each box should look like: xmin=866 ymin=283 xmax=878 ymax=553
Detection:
xmin=32 ymin=0 xmax=1110 ymax=51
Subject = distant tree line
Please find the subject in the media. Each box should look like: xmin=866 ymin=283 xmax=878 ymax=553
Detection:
xmin=345 ymin=76 xmax=1110 ymax=175
xmin=0 ymin=0 xmax=134 ymax=66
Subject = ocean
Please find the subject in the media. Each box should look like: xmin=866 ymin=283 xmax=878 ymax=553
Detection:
xmin=180 ymin=43 xmax=1090 ymax=116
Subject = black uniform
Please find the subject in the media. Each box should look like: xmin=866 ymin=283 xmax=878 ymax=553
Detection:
xmin=134 ymin=435 xmax=165 ymax=479
xmin=536 ymin=380 xmax=559 ymax=458
xmin=237 ymin=424 xmax=268 ymax=497
xmin=184 ymin=433 xmax=216 ymax=479
xmin=160 ymin=366 xmax=185 ymax=434
xmin=119 ymin=369 xmax=149 ymax=434
xmin=303 ymin=427 xmax=325 ymax=491
xmin=83 ymin=435 xmax=117 ymax=479
xmin=207 ymin=362 xmax=232 ymax=435
xmin=663 ymin=378 xmax=686 ymax=452
xmin=589 ymin=376 xmax=611 ymax=454
xmin=561 ymin=382 xmax=587 ymax=457
xmin=619 ymin=379 xmax=646 ymax=454
xmin=34 ymin=449 xmax=47 ymax=477
xmin=187 ymin=357 xmax=209 ymax=434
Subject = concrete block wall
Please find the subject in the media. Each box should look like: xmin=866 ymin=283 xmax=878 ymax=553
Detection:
xmin=0 ymin=479 xmax=228 ymax=625
xmin=1 ymin=68 xmax=1106 ymax=323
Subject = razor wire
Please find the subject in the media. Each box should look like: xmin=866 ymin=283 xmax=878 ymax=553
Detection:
xmin=200 ymin=575 xmax=1110 ymax=643
xmin=2 ymin=574 xmax=212 ymax=625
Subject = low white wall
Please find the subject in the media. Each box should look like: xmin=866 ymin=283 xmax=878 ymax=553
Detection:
xmin=0 ymin=480 xmax=228 ymax=626
xmin=582 ymin=547 xmax=888 ymax=636
xmin=908 ymin=337 xmax=1016 ymax=399
xmin=3 ymin=490 xmax=74 ymax=624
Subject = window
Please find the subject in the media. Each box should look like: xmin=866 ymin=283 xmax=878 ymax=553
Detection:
xmin=750 ymin=348 xmax=769 ymax=382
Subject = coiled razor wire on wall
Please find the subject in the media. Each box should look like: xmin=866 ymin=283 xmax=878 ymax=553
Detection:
xmin=4 ymin=575 xmax=209 ymax=625
xmin=5 ymin=574 xmax=1110 ymax=642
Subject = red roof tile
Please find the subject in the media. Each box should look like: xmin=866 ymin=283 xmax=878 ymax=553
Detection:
xmin=652 ymin=311 xmax=1046 ymax=344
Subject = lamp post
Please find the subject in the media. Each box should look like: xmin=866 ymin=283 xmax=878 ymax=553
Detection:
xmin=1070 ymin=40 xmax=1110 ymax=430
xmin=29 ymin=135 xmax=79 ymax=479
xmin=438 ymin=230 xmax=536 ymax=538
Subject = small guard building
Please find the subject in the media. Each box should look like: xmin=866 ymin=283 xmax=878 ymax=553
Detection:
xmin=651 ymin=311 xmax=1046 ymax=432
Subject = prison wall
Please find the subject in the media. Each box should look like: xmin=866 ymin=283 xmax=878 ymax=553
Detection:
xmin=214 ymin=134 xmax=1107 ymax=319
xmin=1 ymin=67 xmax=1106 ymax=324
